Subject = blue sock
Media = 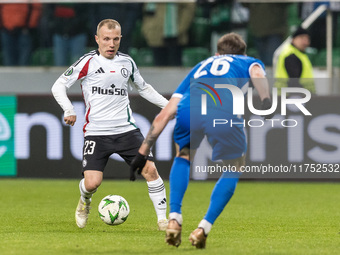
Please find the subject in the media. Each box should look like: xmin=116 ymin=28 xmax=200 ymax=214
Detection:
xmin=169 ymin=157 xmax=190 ymax=214
xmin=204 ymin=171 xmax=241 ymax=224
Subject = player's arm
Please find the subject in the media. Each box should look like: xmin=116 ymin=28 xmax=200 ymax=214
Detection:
xmin=140 ymin=96 xmax=180 ymax=155
xmin=136 ymin=70 xmax=192 ymax=154
xmin=129 ymin=97 xmax=180 ymax=180
xmin=51 ymin=56 xmax=91 ymax=126
xmin=51 ymin=81 xmax=77 ymax=126
xmin=136 ymin=82 xmax=169 ymax=108
xmin=51 ymin=64 xmax=82 ymax=126
xmin=249 ymin=64 xmax=274 ymax=119
xmin=129 ymin=62 xmax=168 ymax=108
xmin=250 ymin=64 xmax=270 ymax=100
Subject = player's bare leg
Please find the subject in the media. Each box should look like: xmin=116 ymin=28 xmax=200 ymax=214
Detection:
xmin=75 ymin=170 xmax=102 ymax=228
xmin=141 ymin=161 xmax=168 ymax=230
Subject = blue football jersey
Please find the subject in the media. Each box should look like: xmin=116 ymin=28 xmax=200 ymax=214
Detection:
xmin=172 ymin=54 xmax=265 ymax=116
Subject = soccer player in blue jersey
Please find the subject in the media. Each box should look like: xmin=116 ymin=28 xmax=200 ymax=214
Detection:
xmin=130 ymin=32 xmax=273 ymax=248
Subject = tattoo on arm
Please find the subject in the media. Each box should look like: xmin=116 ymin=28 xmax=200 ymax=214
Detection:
xmin=143 ymin=125 xmax=158 ymax=148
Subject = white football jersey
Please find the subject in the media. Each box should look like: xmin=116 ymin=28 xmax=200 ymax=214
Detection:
xmin=53 ymin=50 xmax=168 ymax=136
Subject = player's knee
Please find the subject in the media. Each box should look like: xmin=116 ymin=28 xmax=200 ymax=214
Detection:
xmin=177 ymin=147 xmax=190 ymax=161
xmin=85 ymin=182 xmax=100 ymax=192
xmin=141 ymin=161 xmax=159 ymax=181
xmin=85 ymin=177 xmax=102 ymax=192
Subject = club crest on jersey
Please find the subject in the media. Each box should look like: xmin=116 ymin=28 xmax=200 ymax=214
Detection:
xmin=82 ymin=158 xmax=87 ymax=168
xmin=64 ymin=67 xmax=73 ymax=76
xmin=121 ymin=68 xmax=129 ymax=78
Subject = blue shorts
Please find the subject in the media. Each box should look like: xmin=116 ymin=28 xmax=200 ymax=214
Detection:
xmin=173 ymin=106 xmax=246 ymax=161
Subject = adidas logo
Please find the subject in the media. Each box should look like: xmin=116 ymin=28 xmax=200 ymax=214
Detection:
xmin=95 ymin=67 xmax=105 ymax=73
xmin=158 ymin=198 xmax=167 ymax=206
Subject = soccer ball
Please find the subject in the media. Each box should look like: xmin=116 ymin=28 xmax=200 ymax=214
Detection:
xmin=98 ymin=195 xmax=130 ymax=225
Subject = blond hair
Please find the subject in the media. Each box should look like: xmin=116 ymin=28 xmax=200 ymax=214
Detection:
xmin=96 ymin=19 xmax=121 ymax=35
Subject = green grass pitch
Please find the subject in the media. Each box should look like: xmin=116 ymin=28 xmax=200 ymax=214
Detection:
xmin=1 ymin=179 xmax=340 ymax=255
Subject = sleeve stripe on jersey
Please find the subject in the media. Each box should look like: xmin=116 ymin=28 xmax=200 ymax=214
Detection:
xmin=126 ymin=106 xmax=137 ymax=128
xmin=248 ymin=62 xmax=266 ymax=77
xmin=77 ymin=57 xmax=92 ymax=80
xmin=128 ymin=59 xmax=135 ymax=82
xmin=72 ymin=50 xmax=97 ymax=67
xmin=171 ymin=93 xmax=183 ymax=98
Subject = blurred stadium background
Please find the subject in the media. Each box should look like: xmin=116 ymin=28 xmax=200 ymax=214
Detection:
xmin=0 ymin=0 xmax=339 ymax=180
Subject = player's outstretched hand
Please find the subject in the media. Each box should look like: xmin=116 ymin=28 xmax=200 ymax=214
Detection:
xmin=261 ymin=98 xmax=275 ymax=119
xmin=64 ymin=115 xmax=76 ymax=126
xmin=129 ymin=152 xmax=148 ymax=181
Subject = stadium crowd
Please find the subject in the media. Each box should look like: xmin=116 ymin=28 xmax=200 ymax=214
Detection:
xmin=0 ymin=1 xmax=339 ymax=68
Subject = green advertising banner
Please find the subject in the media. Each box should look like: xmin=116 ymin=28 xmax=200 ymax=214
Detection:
xmin=0 ymin=96 xmax=16 ymax=176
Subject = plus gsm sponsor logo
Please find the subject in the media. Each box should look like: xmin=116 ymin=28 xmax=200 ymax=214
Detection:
xmin=92 ymin=84 xmax=127 ymax=96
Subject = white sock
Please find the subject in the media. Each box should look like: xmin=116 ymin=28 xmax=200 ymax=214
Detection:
xmin=147 ymin=177 xmax=167 ymax=221
xmin=169 ymin=212 xmax=183 ymax=225
xmin=79 ymin=178 xmax=96 ymax=204
xmin=198 ymin=219 xmax=212 ymax=235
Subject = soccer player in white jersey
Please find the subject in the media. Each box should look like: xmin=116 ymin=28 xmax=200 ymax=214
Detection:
xmin=130 ymin=33 xmax=274 ymax=248
xmin=51 ymin=19 xmax=169 ymax=230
